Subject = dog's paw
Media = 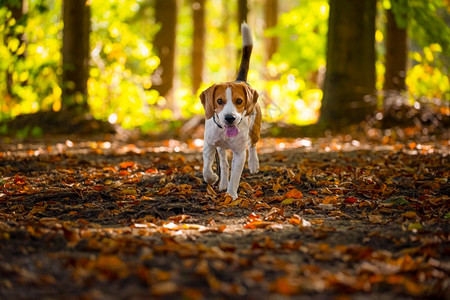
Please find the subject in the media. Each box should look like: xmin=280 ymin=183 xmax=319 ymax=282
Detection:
xmin=203 ymin=171 xmax=219 ymax=185
xmin=226 ymin=188 xmax=239 ymax=200
xmin=248 ymin=156 xmax=259 ymax=174
xmin=218 ymin=179 xmax=228 ymax=191
xmin=226 ymin=192 xmax=238 ymax=200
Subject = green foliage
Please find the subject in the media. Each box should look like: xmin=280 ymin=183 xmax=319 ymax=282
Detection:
xmin=408 ymin=44 xmax=450 ymax=101
xmin=387 ymin=0 xmax=450 ymax=56
xmin=0 ymin=0 xmax=448 ymax=132
xmin=0 ymin=0 xmax=61 ymax=119
xmin=383 ymin=0 xmax=449 ymax=102
xmin=88 ymin=0 xmax=162 ymax=130
xmin=263 ymin=0 xmax=328 ymax=125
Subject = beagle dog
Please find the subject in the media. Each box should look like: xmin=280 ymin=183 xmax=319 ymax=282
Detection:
xmin=200 ymin=23 xmax=261 ymax=199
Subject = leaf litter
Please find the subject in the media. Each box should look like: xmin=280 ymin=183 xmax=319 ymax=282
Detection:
xmin=0 ymin=134 xmax=449 ymax=299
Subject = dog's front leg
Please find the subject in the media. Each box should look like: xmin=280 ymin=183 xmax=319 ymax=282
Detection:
xmin=203 ymin=143 xmax=218 ymax=185
xmin=227 ymin=151 xmax=246 ymax=199
xmin=248 ymin=144 xmax=259 ymax=174
xmin=217 ymin=147 xmax=229 ymax=191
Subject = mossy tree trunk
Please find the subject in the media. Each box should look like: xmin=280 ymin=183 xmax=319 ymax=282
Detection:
xmin=192 ymin=0 xmax=205 ymax=93
xmin=384 ymin=1 xmax=407 ymax=104
xmin=62 ymin=0 xmax=90 ymax=113
xmin=320 ymin=0 xmax=377 ymax=128
xmin=264 ymin=0 xmax=278 ymax=64
xmin=152 ymin=0 xmax=177 ymax=105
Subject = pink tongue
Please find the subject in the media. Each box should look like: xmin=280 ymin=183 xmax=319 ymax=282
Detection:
xmin=225 ymin=126 xmax=239 ymax=137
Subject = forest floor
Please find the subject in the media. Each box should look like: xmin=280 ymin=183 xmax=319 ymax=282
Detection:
xmin=0 ymin=120 xmax=449 ymax=299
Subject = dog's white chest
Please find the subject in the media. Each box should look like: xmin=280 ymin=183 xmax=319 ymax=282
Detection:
xmin=204 ymin=118 xmax=249 ymax=152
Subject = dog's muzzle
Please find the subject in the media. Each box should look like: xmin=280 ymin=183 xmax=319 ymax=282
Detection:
xmin=224 ymin=115 xmax=236 ymax=125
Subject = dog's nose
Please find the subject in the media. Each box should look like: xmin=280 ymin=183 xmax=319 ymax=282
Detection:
xmin=224 ymin=115 xmax=236 ymax=125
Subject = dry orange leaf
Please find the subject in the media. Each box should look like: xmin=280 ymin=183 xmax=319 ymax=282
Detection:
xmin=206 ymin=185 xmax=217 ymax=197
xmin=288 ymin=214 xmax=311 ymax=227
xmin=222 ymin=194 xmax=233 ymax=205
xmin=119 ymin=170 xmax=129 ymax=177
xmin=271 ymin=276 xmax=300 ymax=295
xmin=151 ymin=281 xmax=178 ymax=296
xmin=285 ymin=189 xmax=303 ymax=199
xmin=244 ymin=220 xmax=274 ymax=229
xmin=254 ymin=202 xmax=271 ymax=210
xmin=97 ymin=254 xmax=125 ymax=272
xmin=273 ymin=183 xmax=282 ymax=193
xmin=368 ymin=214 xmax=383 ymax=224
xmin=253 ymin=190 xmax=263 ymax=197
xmin=119 ymin=161 xmax=135 ymax=169
xmin=229 ymin=199 xmax=242 ymax=206
xmin=345 ymin=197 xmax=357 ymax=204
xmin=14 ymin=174 xmax=27 ymax=185
xmin=303 ymin=208 xmax=315 ymax=214
xmin=402 ymin=211 xmax=417 ymax=219
xmin=120 ymin=188 xmax=138 ymax=195
xmin=168 ymin=214 xmax=191 ymax=223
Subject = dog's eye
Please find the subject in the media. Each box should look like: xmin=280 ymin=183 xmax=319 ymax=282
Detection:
xmin=236 ymin=99 xmax=243 ymax=105
xmin=217 ymin=99 xmax=224 ymax=105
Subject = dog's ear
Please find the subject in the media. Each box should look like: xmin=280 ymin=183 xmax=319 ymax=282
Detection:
xmin=200 ymin=84 xmax=217 ymax=119
xmin=244 ymin=84 xmax=259 ymax=116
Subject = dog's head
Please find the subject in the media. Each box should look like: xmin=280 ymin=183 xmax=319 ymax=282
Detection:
xmin=200 ymin=82 xmax=258 ymax=136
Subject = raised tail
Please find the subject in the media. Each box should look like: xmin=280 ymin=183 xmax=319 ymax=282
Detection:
xmin=235 ymin=22 xmax=253 ymax=82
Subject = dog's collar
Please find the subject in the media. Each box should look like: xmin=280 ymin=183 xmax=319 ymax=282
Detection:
xmin=213 ymin=114 xmax=223 ymax=129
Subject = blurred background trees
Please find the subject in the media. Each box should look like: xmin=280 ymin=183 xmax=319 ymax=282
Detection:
xmin=0 ymin=0 xmax=448 ymax=136
xmin=61 ymin=0 xmax=90 ymax=113
xmin=320 ymin=0 xmax=377 ymax=126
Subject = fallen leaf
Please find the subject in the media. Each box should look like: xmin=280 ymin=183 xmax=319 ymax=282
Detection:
xmin=151 ymin=281 xmax=178 ymax=296
xmin=368 ymin=214 xmax=383 ymax=224
xmin=402 ymin=211 xmax=417 ymax=219
xmin=119 ymin=161 xmax=135 ymax=169
xmin=285 ymin=189 xmax=303 ymax=199
xmin=206 ymin=184 xmax=217 ymax=197
xmin=120 ymin=188 xmax=138 ymax=195
xmin=407 ymin=222 xmax=423 ymax=231
xmin=345 ymin=196 xmax=357 ymax=204
xmin=228 ymin=199 xmax=242 ymax=206
xmin=168 ymin=214 xmax=191 ymax=223
xmin=281 ymin=198 xmax=297 ymax=205
xmin=270 ymin=276 xmax=300 ymax=295
xmin=244 ymin=220 xmax=274 ymax=229
xmin=273 ymin=183 xmax=282 ymax=193
xmin=288 ymin=214 xmax=311 ymax=227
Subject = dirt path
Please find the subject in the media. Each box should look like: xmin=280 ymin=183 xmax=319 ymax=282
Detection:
xmin=0 ymin=135 xmax=449 ymax=299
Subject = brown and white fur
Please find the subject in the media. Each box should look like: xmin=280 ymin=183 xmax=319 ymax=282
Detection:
xmin=200 ymin=23 xmax=261 ymax=199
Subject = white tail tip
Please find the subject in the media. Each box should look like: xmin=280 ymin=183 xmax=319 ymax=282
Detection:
xmin=241 ymin=22 xmax=253 ymax=46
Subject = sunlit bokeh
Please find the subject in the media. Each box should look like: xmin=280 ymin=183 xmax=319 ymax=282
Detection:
xmin=0 ymin=0 xmax=448 ymax=132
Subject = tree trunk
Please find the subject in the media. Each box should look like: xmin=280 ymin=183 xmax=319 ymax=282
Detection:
xmin=62 ymin=0 xmax=90 ymax=113
xmin=192 ymin=0 xmax=205 ymax=93
xmin=320 ymin=0 xmax=376 ymax=127
xmin=264 ymin=0 xmax=278 ymax=63
xmin=4 ymin=0 xmax=28 ymax=98
xmin=384 ymin=4 xmax=407 ymax=105
xmin=152 ymin=0 xmax=177 ymax=101
xmin=221 ymin=1 xmax=234 ymax=79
